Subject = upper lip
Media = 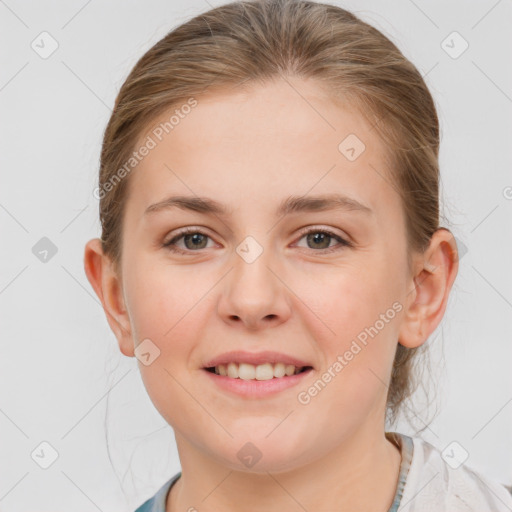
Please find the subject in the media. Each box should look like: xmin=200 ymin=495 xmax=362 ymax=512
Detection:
xmin=203 ymin=350 xmax=313 ymax=369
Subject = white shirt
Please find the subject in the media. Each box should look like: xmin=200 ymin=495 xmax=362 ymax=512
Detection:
xmin=389 ymin=432 xmax=512 ymax=511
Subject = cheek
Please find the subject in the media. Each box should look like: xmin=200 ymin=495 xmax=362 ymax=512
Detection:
xmin=298 ymin=263 xmax=400 ymax=343
xmin=295 ymin=265 xmax=401 ymax=401
xmin=297 ymin=282 xmax=399 ymax=429
xmin=124 ymin=261 xmax=211 ymax=427
xmin=123 ymin=258 xmax=219 ymax=394
xmin=124 ymin=255 xmax=206 ymax=344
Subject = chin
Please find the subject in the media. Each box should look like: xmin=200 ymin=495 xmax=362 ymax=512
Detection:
xmin=210 ymin=429 xmax=311 ymax=474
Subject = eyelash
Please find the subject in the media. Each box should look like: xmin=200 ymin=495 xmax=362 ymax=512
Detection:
xmin=162 ymin=226 xmax=352 ymax=255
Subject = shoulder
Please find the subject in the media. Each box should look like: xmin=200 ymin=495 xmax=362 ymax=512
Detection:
xmin=133 ymin=472 xmax=181 ymax=512
xmin=400 ymin=434 xmax=512 ymax=511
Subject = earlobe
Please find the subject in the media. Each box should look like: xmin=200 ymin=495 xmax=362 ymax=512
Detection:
xmin=398 ymin=229 xmax=459 ymax=349
xmin=83 ymin=238 xmax=135 ymax=357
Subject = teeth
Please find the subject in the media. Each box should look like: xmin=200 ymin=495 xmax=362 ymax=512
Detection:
xmin=213 ymin=362 xmax=304 ymax=380
xmin=255 ymin=363 xmax=273 ymax=380
xmin=239 ymin=363 xmax=256 ymax=380
xmin=274 ymin=363 xmax=286 ymax=378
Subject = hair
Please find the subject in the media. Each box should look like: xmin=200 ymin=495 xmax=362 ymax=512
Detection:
xmin=98 ymin=0 xmax=444 ymax=427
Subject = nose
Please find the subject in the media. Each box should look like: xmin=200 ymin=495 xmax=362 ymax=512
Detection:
xmin=217 ymin=244 xmax=292 ymax=331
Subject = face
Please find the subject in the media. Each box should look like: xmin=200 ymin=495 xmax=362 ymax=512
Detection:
xmin=116 ymin=77 xmax=414 ymax=472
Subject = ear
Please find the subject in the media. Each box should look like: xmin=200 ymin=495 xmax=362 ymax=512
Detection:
xmin=398 ymin=228 xmax=459 ymax=348
xmin=83 ymin=238 xmax=135 ymax=357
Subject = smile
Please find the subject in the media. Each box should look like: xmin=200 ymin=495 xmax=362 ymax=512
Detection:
xmin=206 ymin=362 xmax=311 ymax=380
xmin=202 ymin=366 xmax=314 ymax=399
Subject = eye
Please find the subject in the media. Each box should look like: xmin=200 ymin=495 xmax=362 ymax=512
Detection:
xmin=162 ymin=226 xmax=352 ymax=255
xmin=162 ymin=227 xmax=215 ymax=254
xmin=294 ymin=227 xmax=351 ymax=253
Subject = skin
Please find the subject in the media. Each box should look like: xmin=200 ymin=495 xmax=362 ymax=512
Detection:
xmin=84 ymin=76 xmax=458 ymax=512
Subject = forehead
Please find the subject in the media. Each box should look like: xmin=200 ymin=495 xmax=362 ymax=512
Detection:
xmin=127 ymin=77 xmax=398 ymax=220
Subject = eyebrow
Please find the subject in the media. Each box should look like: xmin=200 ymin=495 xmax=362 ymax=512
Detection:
xmin=144 ymin=193 xmax=373 ymax=217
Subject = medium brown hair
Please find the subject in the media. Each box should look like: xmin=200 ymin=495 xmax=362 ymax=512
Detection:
xmin=98 ymin=0 xmax=443 ymax=425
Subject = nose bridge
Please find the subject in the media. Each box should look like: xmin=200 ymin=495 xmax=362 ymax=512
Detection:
xmin=231 ymin=234 xmax=278 ymax=302
xmin=233 ymin=236 xmax=273 ymax=290
xmin=217 ymin=234 xmax=290 ymax=328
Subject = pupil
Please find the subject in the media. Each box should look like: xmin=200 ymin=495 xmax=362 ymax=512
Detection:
xmin=185 ymin=233 xmax=207 ymax=249
xmin=308 ymin=232 xmax=330 ymax=249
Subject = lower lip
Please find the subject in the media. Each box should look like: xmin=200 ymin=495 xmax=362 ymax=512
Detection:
xmin=202 ymin=368 xmax=313 ymax=398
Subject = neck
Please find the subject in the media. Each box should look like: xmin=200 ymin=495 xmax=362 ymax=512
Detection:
xmin=167 ymin=427 xmax=402 ymax=512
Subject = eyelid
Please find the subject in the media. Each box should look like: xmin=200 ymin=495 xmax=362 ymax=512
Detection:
xmin=163 ymin=226 xmax=217 ymax=249
xmin=292 ymin=225 xmax=352 ymax=251
xmin=294 ymin=224 xmax=349 ymax=241
xmin=162 ymin=225 xmax=352 ymax=254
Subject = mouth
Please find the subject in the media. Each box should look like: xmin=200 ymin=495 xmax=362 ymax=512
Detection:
xmin=202 ymin=364 xmax=314 ymax=398
xmin=203 ymin=362 xmax=314 ymax=380
xmin=200 ymin=350 xmax=315 ymax=397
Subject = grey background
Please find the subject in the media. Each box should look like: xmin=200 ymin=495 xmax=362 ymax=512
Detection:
xmin=1 ymin=0 xmax=511 ymax=510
